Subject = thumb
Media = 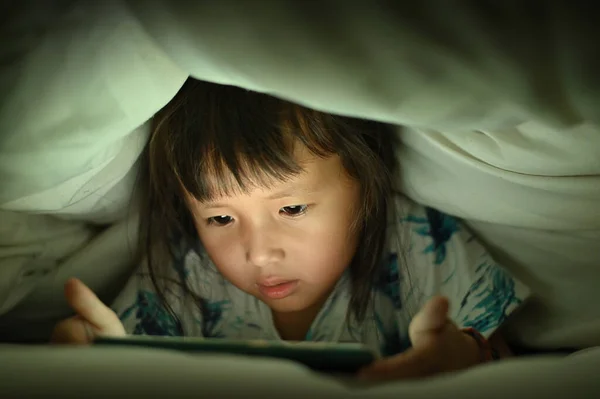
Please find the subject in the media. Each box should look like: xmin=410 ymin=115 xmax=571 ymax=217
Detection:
xmin=65 ymin=278 xmax=125 ymax=336
xmin=408 ymin=295 xmax=451 ymax=348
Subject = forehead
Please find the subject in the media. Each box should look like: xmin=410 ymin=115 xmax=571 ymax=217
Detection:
xmin=199 ymin=148 xmax=347 ymax=203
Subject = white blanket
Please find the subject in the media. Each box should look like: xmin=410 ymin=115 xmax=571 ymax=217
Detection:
xmin=1 ymin=345 xmax=599 ymax=397
xmin=0 ymin=0 xmax=599 ymax=395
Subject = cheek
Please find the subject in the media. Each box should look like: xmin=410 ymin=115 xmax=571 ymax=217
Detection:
xmin=198 ymin=231 xmax=249 ymax=283
xmin=294 ymin=212 xmax=359 ymax=281
xmin=202 ymin=238 xmax=232 ymax=265
xmin=294 ymin=235 xmax=355 ymax=287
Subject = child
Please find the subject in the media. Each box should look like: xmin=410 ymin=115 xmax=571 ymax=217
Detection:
xmin=52 ymin=78 xmax=529 ymax=380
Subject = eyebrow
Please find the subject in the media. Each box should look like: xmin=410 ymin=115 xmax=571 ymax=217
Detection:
xmin=265 ymin=187 xmax=316 ymax=200
xmin=201 ymin=187 xmax=317 ymax=210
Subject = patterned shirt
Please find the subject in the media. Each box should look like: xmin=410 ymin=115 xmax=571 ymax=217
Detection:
xmin=112 ymin=196 xmax=530 ymax=357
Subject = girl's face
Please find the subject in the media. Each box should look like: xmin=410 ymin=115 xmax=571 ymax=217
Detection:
xmin=187 ymin=145 xmax=361 ymax=326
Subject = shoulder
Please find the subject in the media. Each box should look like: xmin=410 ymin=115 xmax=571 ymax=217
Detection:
xmin=378 ymin=195 xmax=477 ymax=311
xmin=383 ymin=195 xmax=531 ymax=332
xmin=386 ymin=194 xmax=466 ymax=264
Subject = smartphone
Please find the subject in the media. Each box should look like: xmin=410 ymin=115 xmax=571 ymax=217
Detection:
xmin=94 ymin=335 xmax=378 ymax=374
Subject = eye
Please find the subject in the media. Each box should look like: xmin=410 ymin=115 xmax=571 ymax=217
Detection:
xmin=280 ymin=205 xmax=308 ymax=217
xmin=206 ymin=215 xmax=234 ymax=226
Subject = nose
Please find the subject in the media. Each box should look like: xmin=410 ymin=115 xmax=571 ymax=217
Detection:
xmin=244 ymin=222 xmax=284 ymax=268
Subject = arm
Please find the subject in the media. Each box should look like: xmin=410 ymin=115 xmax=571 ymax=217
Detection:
xmin=397 ymin=200 xmax=531 ymax=341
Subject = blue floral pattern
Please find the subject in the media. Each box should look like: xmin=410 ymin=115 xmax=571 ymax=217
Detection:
xmin=405 ymin=207 xmax=461 ymax=264
xmin=459 ymin=261 xmax=523 ymax=333
xmin=201 ymin=299 xmax=231 ymax=338
xmin=119 ymin=290 xmax=182 ymax=336
xmin=112 ymin=196 xmax=530 ymax=358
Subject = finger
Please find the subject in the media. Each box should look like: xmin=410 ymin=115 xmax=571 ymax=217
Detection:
xmin=409 ymin=295 xmax=450 ymax=347
xmin=64 ymin=278 xmax=125 ymax=336
xmin=51 ymin=317 xmax=95 ymax=345
xmin=358 ymin=346 xmax=438 ymax=381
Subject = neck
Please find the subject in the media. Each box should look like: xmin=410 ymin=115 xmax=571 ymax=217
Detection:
xmin=272 ymin=311 xmax=315 ymax=341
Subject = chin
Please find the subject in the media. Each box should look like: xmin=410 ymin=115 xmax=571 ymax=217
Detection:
xmin=261 ymin=296 xmax=313 ymax=314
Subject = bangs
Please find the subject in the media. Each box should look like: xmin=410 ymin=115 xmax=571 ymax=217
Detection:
xmin=160 ymin=81 xmax=340 ymax=202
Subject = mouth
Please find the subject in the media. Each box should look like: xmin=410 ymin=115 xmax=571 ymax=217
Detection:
xmin=258 ymin=277 xmax=295 ymax=287
xmin=256 ymin=279 xmax=299 ymax=300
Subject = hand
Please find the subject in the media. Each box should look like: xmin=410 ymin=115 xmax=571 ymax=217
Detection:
xmin=51 ymin=278 xmax=126 ymax=344
xmin=357 ymin=296 xmax=481 ymax=381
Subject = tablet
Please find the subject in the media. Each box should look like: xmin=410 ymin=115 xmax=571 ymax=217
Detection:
xmin=94 ymin=335 xmax=378 ymax=373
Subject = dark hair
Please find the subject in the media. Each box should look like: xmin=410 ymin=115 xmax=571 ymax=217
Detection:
xmin=140 ymin=78 xmax=399 ymax=331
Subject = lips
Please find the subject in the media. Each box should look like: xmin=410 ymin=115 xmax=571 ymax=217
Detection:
xmin=256 ymin=278 xmax=299 ymax=300
xmin=257 ymin=277 xmax=295 ymax=287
